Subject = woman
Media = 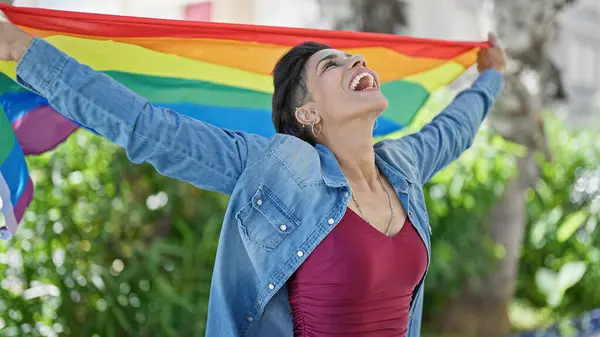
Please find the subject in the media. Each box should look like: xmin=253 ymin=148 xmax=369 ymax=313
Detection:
xmin=0 ymin=19 xmax=505 ymax=337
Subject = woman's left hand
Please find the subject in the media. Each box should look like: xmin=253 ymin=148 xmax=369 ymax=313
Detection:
xmin=477 ymin=33 xmax=507 ymax=74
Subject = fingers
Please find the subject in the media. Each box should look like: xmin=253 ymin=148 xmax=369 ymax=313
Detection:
xmin=488 ymin=32 xmax=501 ymax=48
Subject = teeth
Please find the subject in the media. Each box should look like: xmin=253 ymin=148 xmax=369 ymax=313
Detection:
xmin=350 ymin=72 xmax=376 ymax=91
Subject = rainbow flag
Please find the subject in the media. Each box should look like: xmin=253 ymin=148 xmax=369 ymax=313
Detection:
xmin=0 ymin=4 xmax=488 ymax=239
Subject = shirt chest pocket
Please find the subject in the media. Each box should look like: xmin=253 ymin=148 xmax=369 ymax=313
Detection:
xmin=235 ymin=184 xmax=301 ymax=251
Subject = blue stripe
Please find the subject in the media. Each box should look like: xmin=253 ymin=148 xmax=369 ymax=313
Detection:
xmin=154 ymin=103 xmax=403 ymax=138
xmin=0 ymin=140 xmax=29 ymax=205
xmin=156 ymin=103 xmax=276 ymax=137
xmin=0 ymin=91 xmax=404 ymax=139
xmin=0 ymin=92 xmax=48 ymax=122
xmin=373 ymin=118 xmax=403 ymax=137
xmin=0 ymin=93 xmax=96 ymax=133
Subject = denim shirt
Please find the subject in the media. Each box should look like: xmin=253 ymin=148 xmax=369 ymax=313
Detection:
xmin=16 ymin=38 xmax=504 ymax=337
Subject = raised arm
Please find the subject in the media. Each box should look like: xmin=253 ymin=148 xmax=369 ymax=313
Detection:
xmin=3 ymin=23 xmax=268 ymax=195
xmin=381 ymin=34 xmax=506 ymax=184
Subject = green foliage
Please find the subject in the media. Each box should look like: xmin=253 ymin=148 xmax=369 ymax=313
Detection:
xmin=400 ymin=91 xmax=600 ymax=323
xmin=422 ymin=126 xmax=518 ymax=315
xmin=0 ymin=132 xmax=228 ymax=336
xmin=420 ymin=109 xmax=600 ymax=324
xmin=516 ymin=116 xmax=600 ymax=320
xmin=406 ymin=90 xmax=520 ymax=316
xmin=1 ymin=96 xmax=598 ymax=335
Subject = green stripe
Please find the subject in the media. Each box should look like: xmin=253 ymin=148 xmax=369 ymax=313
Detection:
xmin=0 ymin=74 xmax=28 ymax=94
xmin=105 ymin=71 xmax=273 ymax=110
xmin=111 ymin=71 xmax=431 ymax=124
xmin=0 ymin=69 xmax=430 ymax=128
xmin=381 ymin=80 xmax=429 ymax=126
xmin=0 ymin=105 xmax=16 ymax=166
xmin=0 ymin=71 xmax=274 ymax=110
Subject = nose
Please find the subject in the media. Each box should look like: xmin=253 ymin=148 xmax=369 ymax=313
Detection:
xmin=347 ymin=55 xmax=366 ymax=69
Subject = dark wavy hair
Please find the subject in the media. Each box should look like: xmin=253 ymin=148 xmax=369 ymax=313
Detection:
xmin=271 ymin=41 xmax=331 ymax=145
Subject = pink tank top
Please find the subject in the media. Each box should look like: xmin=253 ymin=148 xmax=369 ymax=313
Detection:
xmin=287 ymin=208 xmax=427 ymax=337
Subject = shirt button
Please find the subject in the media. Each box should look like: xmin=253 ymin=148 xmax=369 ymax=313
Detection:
xmin=328 ymin=218 xmax=334 ymax=225
xmin=408 ymin=211 xmax=413 ymax=217
xmin=279 ymin=224 xmax=287 ymax=231
xmin=256 ymin=199 xmax=263 ymax=206
xmin=247 ymin=316 xmax=254 ymax=322
xmin=268 ymin=283 xmax=275 ymax=290
xmin=343 ymin=191 xmax=349 ymax=198
xmin=297 ymin=251 xmax=304 ymax=257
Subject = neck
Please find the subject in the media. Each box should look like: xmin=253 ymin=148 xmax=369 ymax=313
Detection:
xmin=322 ymin=120 xmax=379 ymax=190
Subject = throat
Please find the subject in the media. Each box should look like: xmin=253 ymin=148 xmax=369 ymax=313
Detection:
xmin=337 ymin=154 xmax=378 ymax=187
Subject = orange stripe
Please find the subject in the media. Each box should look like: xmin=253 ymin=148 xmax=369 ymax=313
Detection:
xmin=453 ymin=47 xmax=480 ymax=69
xmin=22 ymin=27 xmax=475 ymax=82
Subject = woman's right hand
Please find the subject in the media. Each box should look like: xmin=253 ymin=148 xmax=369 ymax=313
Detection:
xmin=0 ymin=15 xmax=34 ymax=62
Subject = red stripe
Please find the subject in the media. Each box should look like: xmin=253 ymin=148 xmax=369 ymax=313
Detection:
xmin=1 ymin=4 xmax=489 ymax=59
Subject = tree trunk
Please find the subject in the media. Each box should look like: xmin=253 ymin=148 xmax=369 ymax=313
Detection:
xmin=430 ymin=0 xmax=573 ymax=334
xmin=431 ymin=154 xmax=536 ymax=337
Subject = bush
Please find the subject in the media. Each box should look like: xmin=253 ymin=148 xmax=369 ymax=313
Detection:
xmin=1 ymin=96 xmax=598 ymax=336
xmin=0 ymin=131 xmax=226 ymax=337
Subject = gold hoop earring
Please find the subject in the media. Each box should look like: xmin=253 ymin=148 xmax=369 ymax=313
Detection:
xmin=311 ymin=120 xmax=322 ymax=138
xmin=373 ymin=119 xmax=379 ymax=131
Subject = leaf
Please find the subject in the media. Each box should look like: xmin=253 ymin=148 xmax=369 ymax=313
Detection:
xmin=557 ymin=210 xmax=588 ymax=242
xmin=155 ymin=276 xmax=194 ymax=312
xmin=556 ymin=261 xmax=587 ymax=291
xmin=535 ymin=262 xmax=588 ymax=308
xmin=535 ymin=268 xmax=556 ymax=297
xmin=112 ymin=306 xmax=134 ymax=333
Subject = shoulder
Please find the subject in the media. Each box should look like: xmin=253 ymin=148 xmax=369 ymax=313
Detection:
xmin=243 ymin=133 xmax=324 ymax=189
xmin=259 ymin=133 xmax=319 ymax=161
xmin=237 ymin=132 xmax=316 ymax=164
xmin=374 ymin=139 xmax=420 ymax=183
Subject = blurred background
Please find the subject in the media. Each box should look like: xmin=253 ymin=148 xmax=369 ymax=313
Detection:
xmin=1 ymin=0 xmax=600 ymax=336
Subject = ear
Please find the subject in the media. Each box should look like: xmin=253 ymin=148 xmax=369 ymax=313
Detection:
xmin=295 ymin=103 xmax=321 ymax=126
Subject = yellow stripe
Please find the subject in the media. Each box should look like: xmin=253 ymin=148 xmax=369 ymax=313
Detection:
xmin=403 ymin=61 xmax=466 ymax=92
xmin=16 ymin=35 xmax=274 ymax=94
xmin=20 ymin=27 xmax=469 ymax=83
xmin=0 ymin=62 xmax=16 ymax=80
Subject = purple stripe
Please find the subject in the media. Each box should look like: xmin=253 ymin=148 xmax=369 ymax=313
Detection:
xmin=13 ymin=178 xmax=33 ymax=223
xmin=12 ymin=105 xmax=79 ymax=155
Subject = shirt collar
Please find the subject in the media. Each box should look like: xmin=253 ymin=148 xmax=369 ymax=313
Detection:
xmin=316 ymin=144 xmax=413 ymax=192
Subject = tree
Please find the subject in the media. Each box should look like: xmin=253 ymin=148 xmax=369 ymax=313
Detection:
xmin=321 ymin=0 xmax=408 ymax=34
xmin=432 ymin=1 xmax=574 ymax=336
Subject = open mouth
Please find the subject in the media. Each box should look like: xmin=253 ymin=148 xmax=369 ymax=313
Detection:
xmin=349 ymin=72 xmax=377 ymax=91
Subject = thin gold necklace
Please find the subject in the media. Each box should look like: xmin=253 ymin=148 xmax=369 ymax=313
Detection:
xmin=351 ymin=173 xmax=395 ymax=236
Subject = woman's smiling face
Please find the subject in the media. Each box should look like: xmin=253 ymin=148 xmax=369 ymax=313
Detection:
xmin=296 ymin=48 xmax=388 ymax=134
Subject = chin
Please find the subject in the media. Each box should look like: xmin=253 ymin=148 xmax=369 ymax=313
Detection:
xmin=356 ymin=94 xmax=388 ymax=116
